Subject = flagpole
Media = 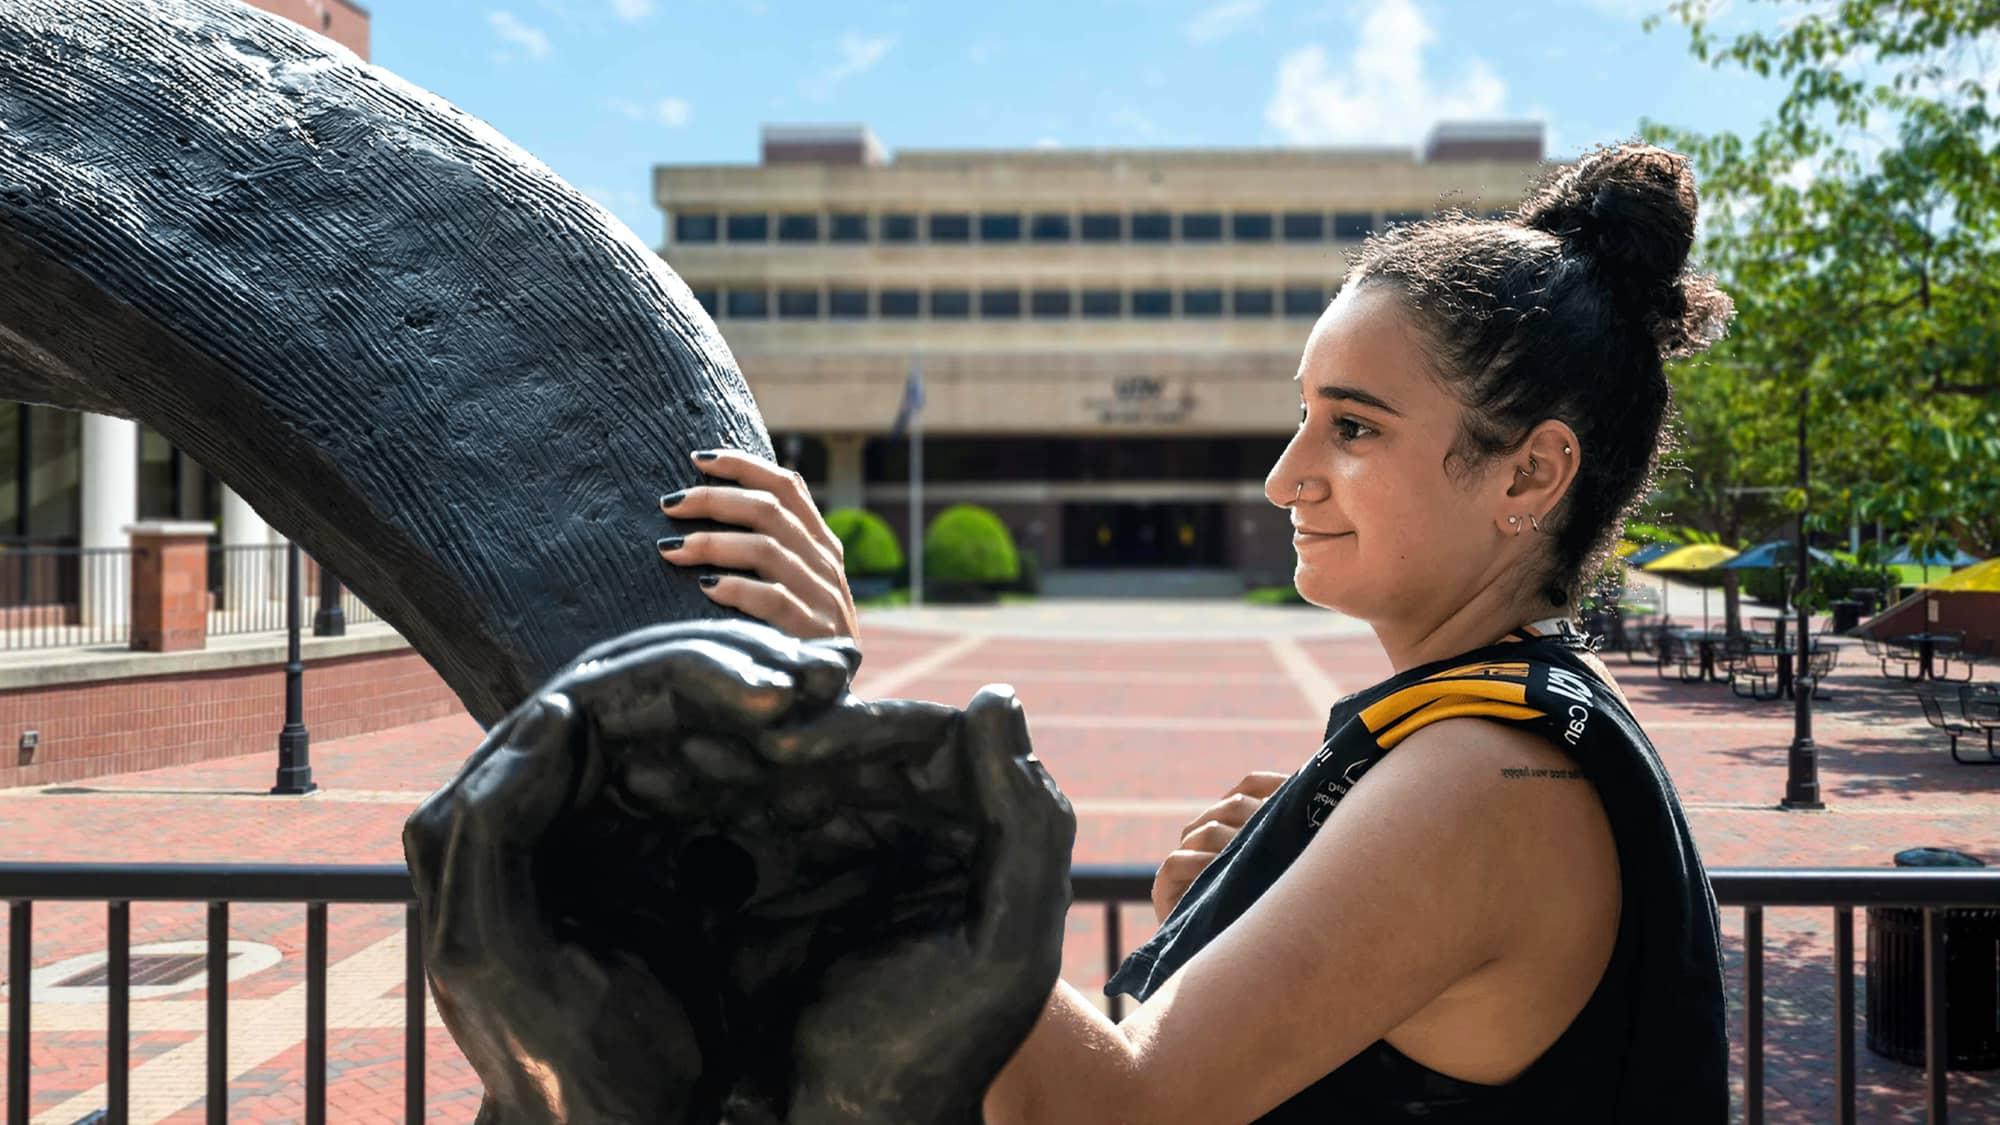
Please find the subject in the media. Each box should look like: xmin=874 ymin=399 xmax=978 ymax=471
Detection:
xmin=910 ymin=358 xmax=924 ymax=609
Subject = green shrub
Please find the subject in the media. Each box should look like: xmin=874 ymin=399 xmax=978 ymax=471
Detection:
xmin=923 ymin=505 xmax=1020 ymax=586
xmin=1739 ymin=556 xmax=1895 ymax=611
xmin=1245 ymin=584 xmax=1309 ymax=606
xmin=823 ymin=507 xmax=905 ymax=577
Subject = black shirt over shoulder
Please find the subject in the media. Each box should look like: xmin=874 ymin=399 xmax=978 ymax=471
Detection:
xmin=1104 ymin=632 xmax=1728 ymax=1123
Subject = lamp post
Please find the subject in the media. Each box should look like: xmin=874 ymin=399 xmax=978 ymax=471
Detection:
xmin=271 ymin=540 xmax=317 ymax=795
xmin=1782 ymin=385 xmax=1823 ymax=810
xmin=313 ymin=565 xmax=345 ymax=637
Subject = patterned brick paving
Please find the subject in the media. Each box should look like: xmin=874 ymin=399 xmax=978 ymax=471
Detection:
xmin=2 ymin=611 xmax=1996 ymax=1121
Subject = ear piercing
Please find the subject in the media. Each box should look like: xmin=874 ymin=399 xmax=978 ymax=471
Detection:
xmin=1508 ymin=514 xmax=1545 ymax=533
xmin=1516 ymin=454 xmax=1540 ymax=478
xmin=1528 ymin=513 xmax=1543 ymax=532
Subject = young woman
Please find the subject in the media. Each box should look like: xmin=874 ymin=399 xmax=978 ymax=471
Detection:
xmin=657 ymin=141 xmax=1734 ymax=1122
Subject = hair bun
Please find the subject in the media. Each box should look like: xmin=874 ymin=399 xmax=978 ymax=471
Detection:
xmin=1518 ymin=141 xmax=1734 ymax=358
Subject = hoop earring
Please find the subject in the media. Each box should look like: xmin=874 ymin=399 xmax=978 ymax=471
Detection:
xmin=1515 ymin=454 xmax=1539 ymax=478
xmin=1528 ymin=513 xmax=1543 ymax=533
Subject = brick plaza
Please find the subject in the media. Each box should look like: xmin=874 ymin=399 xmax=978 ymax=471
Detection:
xmin=2 ymin=601 xmax=1996 ymax=1122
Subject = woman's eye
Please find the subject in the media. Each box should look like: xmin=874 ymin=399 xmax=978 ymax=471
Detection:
xmin=1333 ymin=417 xmax=1374 ymax=443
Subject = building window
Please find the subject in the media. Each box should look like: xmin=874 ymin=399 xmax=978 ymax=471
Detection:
xmin=929 ymin=213 xmax=972 ymax=243
xmin=980 ymin=289 xmax=1022 ymax=318
xmin=979 ymin=213 xmax=1023 ymax=242
xmin=1180 ymin=213 xmax=1223 ymax=242
xmin=725 ymin=214 xmax=769 ymax=243
xmin=674 ymin=213 xmax=719 ymax=243
xmin=1080 ymin=288 xmax=1122 ymax=318
xmin=1281 ymin=212 xmax=1326 ymax=241
xmin=777 ymin=214 xmax=820 ymax=243
xmin=1132 ymin=288 xmax=1172 ymax=317
xmin=1231 ymin=213 xmax=1274 ymax=242
xmin=1031 ymin=289 xmax=1073 ymax=318
xmin=881 ymin=213 xmax=919 ymax=242
xmin=1131 ymin=211 xmax=1172 ymax=243
xmin=829 ymin=212 xmax=870 ymax=242
xmin=1080 ymin=213 xmax=1123 ymax=242
xmin=689 ymin=286 xmax=719 ymax=317
xmin=879 ymin=288 xmax=921 ymax=318
xmin=1333 ymin=212 xmax=1374 ymax=240
xmin=1283 ymin=284 xmax=1325 ymax=318
xmin=1183 ymin=288 xmax=1224 ymax=317
xmin=1384 ymin=209 xmax=1426 ymax=228
xmin=930 ymin=288 xmax=972 ymax=318
xmin=1031 ymin=212 xmax=1073 ymax=242
xmin=1233 ymin=287 xmax=1275 ymax=317
xmin=777 ymin=288 xmax=821 ymax=319
xmin=829 ymin=288 xmax=869 ymax=319
xmin=725 ymin=287 xmax=768 ymax=318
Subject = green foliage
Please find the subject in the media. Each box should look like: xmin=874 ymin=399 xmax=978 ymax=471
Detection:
xmin=1636 ymin=0 xmax=2000 ymax=557
xmin=922 ymin=505 xmax=1021 ymax=586
xmin=823 ymin=508 xmax=905 ymax=577
xmin=1737 ymin=556 xmax=1895 ymax=611
xmin=1245 ymin=584 xmax=1310 ymax=606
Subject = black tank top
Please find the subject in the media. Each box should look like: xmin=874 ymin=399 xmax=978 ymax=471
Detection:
xmin=1104 ymin=626 xmax=1728 ymax=1123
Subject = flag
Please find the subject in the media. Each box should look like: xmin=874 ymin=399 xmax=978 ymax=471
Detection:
xmin=890 ymin=359 xmax=925 ymax=438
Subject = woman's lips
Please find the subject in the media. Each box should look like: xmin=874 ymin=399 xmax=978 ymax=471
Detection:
xmin=1292 ymin=530 xmax=1352 ymax=541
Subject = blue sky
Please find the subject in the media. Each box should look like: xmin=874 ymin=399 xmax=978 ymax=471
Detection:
xmin=366 ymin=0 xmax=1803 ymax=245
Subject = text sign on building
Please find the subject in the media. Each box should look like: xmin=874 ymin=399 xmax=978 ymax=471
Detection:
xmin=1084 ymin=375 xmax=1199 ymax=426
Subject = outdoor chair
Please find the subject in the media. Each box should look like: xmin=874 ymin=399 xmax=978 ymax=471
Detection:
xmin=1714 ymin=635 xmax=1753 ymax=680
xmin=1729 ymin=648 xmax=1782 ymax=701
xmin=1915 ymin=689 xmax=2000 ymax=765
xmin=1936 ymin=638 xmax=1991 ymax=684
xmin=1656 ymin=632 xmax=1703 ymax=683
xmin=1880 ymin=642 xmax=1926 ymax=683
xmin=1858 ymin=633 xmax=1884 ymax=659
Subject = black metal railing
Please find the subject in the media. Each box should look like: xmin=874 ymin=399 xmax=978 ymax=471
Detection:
xmin=4 ymin=863 xmax=1998 ymax=1124
xmin=207 ymin=544 xmax=289 ymax=638
xmin=0 ymin=546 xmax=131 ymax=651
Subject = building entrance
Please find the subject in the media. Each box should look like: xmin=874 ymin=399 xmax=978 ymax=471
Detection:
xmin=1062 ymin=502 xmax=1227 ymax=568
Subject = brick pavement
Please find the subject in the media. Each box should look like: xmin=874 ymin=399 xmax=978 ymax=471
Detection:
xmin=2 ymin=610 xmax=1996 ymax=1121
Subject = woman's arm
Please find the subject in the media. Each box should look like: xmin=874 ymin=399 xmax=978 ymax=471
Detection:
xmin=983 ymin=717 xmax=1605 ymax=1124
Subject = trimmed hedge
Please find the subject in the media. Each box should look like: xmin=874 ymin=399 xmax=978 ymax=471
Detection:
xmin=824 ymin=507 xmax=905 ymax=577
xmin=923 ymin=505 xmax=1020 ymax=586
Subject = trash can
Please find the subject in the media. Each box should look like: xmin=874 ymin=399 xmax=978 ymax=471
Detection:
xmin=1832 ymin=599 xmax=1863 ymax=634
xmin=1865 ymin=848 xmax=2000 ymax=1069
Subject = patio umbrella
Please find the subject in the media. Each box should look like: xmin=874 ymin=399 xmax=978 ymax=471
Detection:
xmin=1625 ymin=542 xmax=1676 ymax=566
xmin=1920 ymin=557 xmax=2000 ymax=592
xmin=1641 ymin=543 xmax=1739 ymax=629
xmin=1615 ymin=539 xmax=1643 ymax=558
xmin=1885 ymin=543 xmax=1985 ymax=590
xmin=1714 ymin=539 xmax=1837 ymax=636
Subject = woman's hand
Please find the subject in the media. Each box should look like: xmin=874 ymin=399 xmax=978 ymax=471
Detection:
xmin=1152 ymin=770 xmax=1289 ymax=924
xmin=657 ymin=448 xmax=859 ymax=642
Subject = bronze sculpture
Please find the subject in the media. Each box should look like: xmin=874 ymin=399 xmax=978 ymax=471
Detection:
xmin=0 ymin=1 xmax=1077 ymax=1118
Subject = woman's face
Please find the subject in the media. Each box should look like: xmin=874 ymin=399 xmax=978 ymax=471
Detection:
xmin=1264 ymin=284 xmax=1515 ymax=626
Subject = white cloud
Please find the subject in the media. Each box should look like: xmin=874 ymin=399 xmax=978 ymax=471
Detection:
xmin=488 ymin=10 xmax=551 ymax=61
xmin=801 ymin=32 xmax=897 ymax=100
xmin=606 ymin=96 xmax=693 ymax=127
xmin=1035 ymin=137 xmax=1064 ymax=148
xmin=1185 ymin=0 xmax=1264 ymax=44
xmin=1264 ymin=0 xmax=1506 ymax=146
xmin=610 ymin=0 xmax=653 ymax=20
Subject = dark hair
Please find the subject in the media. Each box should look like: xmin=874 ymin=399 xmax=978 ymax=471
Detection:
xmin=1346 ymin=140 xmax=1736 ymax=607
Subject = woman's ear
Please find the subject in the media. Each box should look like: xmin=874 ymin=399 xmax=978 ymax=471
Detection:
xmin=1501 ymin=423 xmax=1581 ymax=521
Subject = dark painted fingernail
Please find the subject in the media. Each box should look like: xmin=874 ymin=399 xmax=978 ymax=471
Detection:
xmin=693 ymin=450 xmax=720 ymax=462
xmin=698 ymin=574 xmax=721 ymax=588
xmin=657 ymin=536 xmax=685 ymax=553
xmin=659 ymin=490 xmax=686 ymax=510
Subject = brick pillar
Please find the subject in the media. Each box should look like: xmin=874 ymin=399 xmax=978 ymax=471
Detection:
xmin=125 ymin=520 xmax=217 ymax=652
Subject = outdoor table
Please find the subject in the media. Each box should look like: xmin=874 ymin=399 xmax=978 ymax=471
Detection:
xmin=1892 ymin=633 xmax=1958 ymax=681
xmin=1749 ymin=642 xmax=1827 ymax=699
xmin=1671 ymin=628 xmax=1731 ymax=683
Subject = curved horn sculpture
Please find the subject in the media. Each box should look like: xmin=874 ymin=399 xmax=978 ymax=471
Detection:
xmin=0 ymin=0 xmax=769 ymax=725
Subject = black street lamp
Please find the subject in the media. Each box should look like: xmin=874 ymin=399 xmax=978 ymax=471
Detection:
xmin=271 ymin=540 xmax=317 ymax=795
xmin=1783 ymin=386 xmax=1823 ymax=810
xmin=313 ymin=564 xmax=345 ymax=637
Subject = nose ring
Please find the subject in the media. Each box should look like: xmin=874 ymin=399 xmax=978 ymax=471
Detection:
xmin=1293 ymin=482 xmax=1304 ymax=503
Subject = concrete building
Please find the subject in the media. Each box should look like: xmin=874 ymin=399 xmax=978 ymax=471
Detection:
xmin=656 ymin=121 xmax=1555 ymax=587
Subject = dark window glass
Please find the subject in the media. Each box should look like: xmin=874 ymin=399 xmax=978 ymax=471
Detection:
xmin=1030 ymin=212 xmax=1073 ymax=242
xmin=1030 ymin=289 xmax=1073 ymax=318
xmin=674 ymin=213 xmax=719 ymax=243
xmin=930 ymin=288 xmax=971 ymax=318
xmin=1281 ymin=212 xmax=1326 ymax=241
xmin=777 ymin=288 xmax=821 ymax=319
xmin=979 ymin=213 xmax=1023 ymax=242
xmin=1183 ymin=288 xmax=1224 ymax=317
xmin=689 ymin=287 xmax=719 ymax=316
xmin=928 ymin=213 xmax=972 ymax=242
xmin=1131 ymin=288 xmax=1172 ymax=317
xmin=1283 ymin=284 xmax=1325 ymax=318
xmin=829 ymin=213 xmax=870 ymax=242
xmin=1233 ymin=287 xmax=1275 ymax=316
xmin=725 ymin=288 xmax=768 ymax=318
xmin=1130 ymin=211 xmax=1172 ymax=242
xmin=1080 ymin=213 xmax=1123 ymax=242
xmin=725 ymin=214 xmax=769 ymax=242
xmin=879 ymin=288 xmax=921 ymax=318
xmin=880 ymin=213 xmax=919 ymax=242
xmin=777 ymin=214 xmax=820 ymax=243
xmin=1080 ymin=288 xmax=1122 ymax=318
xmin=1333 ymin=212 xmax=1374 ymax=240
xmin=1384 ymin=209 xmax=1426 ymax=228
xmin=828 ymin=288 xmax=869 ymax=318
xmin=979 ymin=289 xmax=1022 ymax=318
xmin=1180 ymin=213 xmax=1223 ymax=241
xmin=1231 ymin=213 xmax=1274 ymax=241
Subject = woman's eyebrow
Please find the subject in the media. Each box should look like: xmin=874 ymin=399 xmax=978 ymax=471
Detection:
xmin=1316 ymin=383 xmax=1403 ymax=417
